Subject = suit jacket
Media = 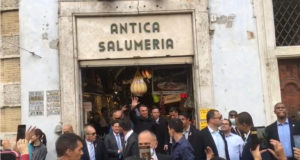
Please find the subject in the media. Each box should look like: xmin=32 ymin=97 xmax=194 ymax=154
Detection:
xmin=104 ymin=133 xmax=122 ymax=160
xmin=187 ymin=125 xmax=201 ymax=160
xmin=199 ymin=127 xmax=230 ymax=160
xmin=81 ymin=138 xmax=106 ymax=160
xmin=265 ymin=119 xmax=300 ymax=158
xmin=125 ymin=153 xmax=171 ymax=160
xmin=153 ymin=117 xmax=169 ymax=154
xmin=123 ymin=132 xmax=139 ymax=159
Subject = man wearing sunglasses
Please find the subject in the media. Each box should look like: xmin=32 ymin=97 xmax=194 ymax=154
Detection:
xmin=81 ymin=125 xmax=106 ymax=160
xmin=199 ymin=109 xmax=230 ymax=160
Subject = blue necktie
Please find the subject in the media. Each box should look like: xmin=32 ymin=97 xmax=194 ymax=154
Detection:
xmin=116 ymin=134 xmax=122 ymax=150
xmin=116 ymin=134 xmax=122 ymax=159
xmin=89 ymin=143 xmax=96 ymax=160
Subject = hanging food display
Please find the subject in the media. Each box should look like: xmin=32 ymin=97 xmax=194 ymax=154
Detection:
xmin=130 ymin=70 xmax=148 ymax=96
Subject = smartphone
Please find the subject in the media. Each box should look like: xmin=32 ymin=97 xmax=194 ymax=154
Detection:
xmin=293 ymin=135 xmax=300 ymax=148
xmin=250 ymin=127 xmax=259 ymax=151
xmin=16 ymin=125 xmax=26 ymax=142
xmin=139 ymin=145 xmax=151 ymax=160
xmin=256 ymin=127 xmax=268 ymax=150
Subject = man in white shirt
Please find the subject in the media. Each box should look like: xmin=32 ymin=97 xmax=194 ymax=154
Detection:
xmin=81 ymin=125 xmax=105 ymax=160
xmin=221 ymin=119 xmax=244 ymax=160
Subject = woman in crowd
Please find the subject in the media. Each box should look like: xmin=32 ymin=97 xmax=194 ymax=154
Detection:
xmin=28 ymin=128 xmax=47 ymax=160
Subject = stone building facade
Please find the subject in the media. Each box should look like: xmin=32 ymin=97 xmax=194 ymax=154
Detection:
xmin=0 ymin=0 xmax=299 ymax=159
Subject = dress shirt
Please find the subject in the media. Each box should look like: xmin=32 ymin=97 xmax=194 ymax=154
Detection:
xmin=183 ymin=125 xmax=191 ymax=140
xmin=124 ymin=130 xmax=134 ymax=146
xmin=171 ymin=136 xmax=195 ymax=160
xmin=277 ymin=119 xmax=293 ymax=157
xmin=151 ymin=148 xmax=158 ymax=160
xmin=225 ymin=133 xmax=244 ymax=160
xmin=155 ymin=118 xmax=159 ymax=124
xmin=86 ymin=140 xmax=96 ymax=160
xmin=208 ymin=126 xmax=226 ymax=159
xmin=244 ymin=131 xmax=250 ymax=142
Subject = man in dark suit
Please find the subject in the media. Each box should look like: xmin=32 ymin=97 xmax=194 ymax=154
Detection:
xmin=104 ymin=120 xmax=123 ymax=160
xmin=130 ymin=97 xmax=156 ymax=134
xmin=199 ymin=109 xmax=230 ymax=160
xmin=119 ymin=119 xmax=139 ymax=159
xmin=236 ymin=112 xmax=271 ymax=160
xmin=265 ymin=102 xmax=300 ymax=160
xmin=125 ymin=130 xmax=170 ymax=160
xmin=81 ymin=125 xmax=106 ymax=160
xmin=178 ymin=112 xmax=201 ymax=160
xmin=151 ymin=107 xmax=169 ymax=154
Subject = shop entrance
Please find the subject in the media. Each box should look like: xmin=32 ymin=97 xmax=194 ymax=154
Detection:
xmin=81 ymin=64 xmax=194 ymax=136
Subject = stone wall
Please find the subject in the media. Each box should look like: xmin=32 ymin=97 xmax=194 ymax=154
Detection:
xmin=0 ymin=1 xmax=21 ymax=135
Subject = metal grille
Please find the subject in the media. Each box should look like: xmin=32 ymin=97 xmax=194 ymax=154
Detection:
xmin=273 ymin=0 xmax=300 ymax=46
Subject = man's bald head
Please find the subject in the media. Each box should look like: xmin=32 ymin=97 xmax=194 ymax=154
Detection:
xmin=62 ymin=124 xmax=74 ymax=134
xmin=138 ymin=130 xmax=157 ymax=149
xmin=84 ymin=125 xmax=97 ymax=142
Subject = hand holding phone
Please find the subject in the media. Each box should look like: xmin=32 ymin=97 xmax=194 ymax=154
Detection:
xmin=139 ymin=144 xmax=151 ymax=160
xmin=16 ymin=125 xmax=26 ymax=142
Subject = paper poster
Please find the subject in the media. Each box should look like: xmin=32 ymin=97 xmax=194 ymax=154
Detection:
xmin=46 ymin=90 xmax=60 ymax=115
xmin=200 ymin=121 xmax=207 ymax=130
xmin=199 ymin=108 xmax=211 ymax=120
xmin=29 ymin=91 xmax=44 ymax=116
xmin=83 ymin=102 xmax=92 ymax=112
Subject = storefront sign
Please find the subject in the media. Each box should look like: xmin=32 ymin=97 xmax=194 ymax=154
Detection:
xmin=200 ymin=121 xmax=207 ymax=130
xmin=29 ymin=91 xmax=44 ymax=116
xmin=46 ymin=90 xmax=60 ymax=116
xmin=83 ymin=102 xmax=92 ymax=112
xmin=76 ymin=14 xmax=194 ymax=60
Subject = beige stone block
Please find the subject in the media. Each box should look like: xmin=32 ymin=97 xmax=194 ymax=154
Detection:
xmin=1 ymin=11 xmax=19 ymax=36
xmin=3 ymin=84 xmax=20 ymax=106
xmin=1 ymin=35 xmax=20 ymax=57
xmin=0 ymin=107 xmax=21 ymax=132
xmin=0 ymin=58 xmax=20 ymax=83
xmin=1 ymin=0 xmax=19 ymax=10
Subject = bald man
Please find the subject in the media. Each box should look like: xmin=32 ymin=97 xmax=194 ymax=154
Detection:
xmin=125 ymin=130 xmax=170 ymax=160
xmin=62 ymin=124 xmax=74 ymax=134
xmin=81 ymin=125 xmax=106 ymax=160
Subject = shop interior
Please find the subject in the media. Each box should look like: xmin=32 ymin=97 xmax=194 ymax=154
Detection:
xmin=81 ymin=64 xmax=195 ymax=135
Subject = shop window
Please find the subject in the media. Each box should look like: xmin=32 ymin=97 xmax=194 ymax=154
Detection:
xmin=81 ymin=65 xmax=195 ymax=136
xmin=273 ymin=0 xmax=300 ymax=46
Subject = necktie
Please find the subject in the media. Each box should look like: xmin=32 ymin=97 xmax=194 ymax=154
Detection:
xmin=116 ymin=134 xmax=122 ymax=150
xmin=89 ymin=143 xmax=96 ymax=160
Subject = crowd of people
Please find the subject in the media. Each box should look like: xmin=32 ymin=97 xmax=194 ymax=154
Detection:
xmin=1 ymin=100 xmax=300 ymax=160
